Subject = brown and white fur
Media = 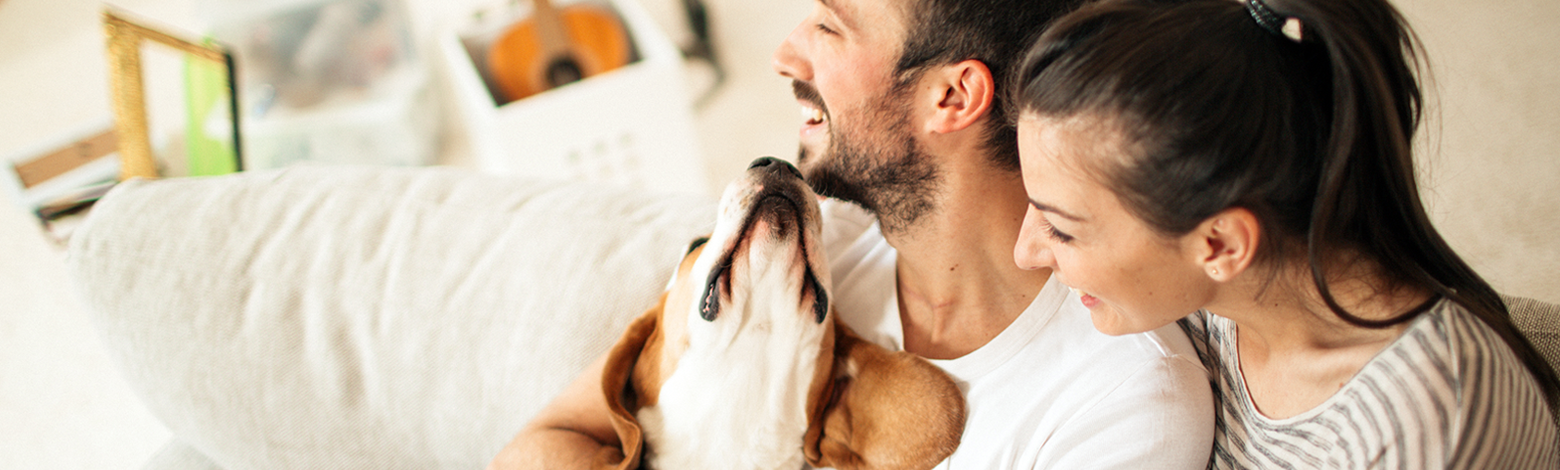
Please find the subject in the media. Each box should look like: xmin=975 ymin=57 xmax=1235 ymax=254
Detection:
xmin=599 ymin=157 xmax=966 ymax=470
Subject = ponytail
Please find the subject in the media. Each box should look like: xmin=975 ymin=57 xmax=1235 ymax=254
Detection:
xmin=1268 ymin=0 xmax=1560 ymax=410
xmin=1015 ymin=0 xmax=1560 ymax=406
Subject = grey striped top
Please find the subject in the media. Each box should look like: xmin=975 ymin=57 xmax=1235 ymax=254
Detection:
xmin=1179 ymin=299 xmax=1559 ymax=469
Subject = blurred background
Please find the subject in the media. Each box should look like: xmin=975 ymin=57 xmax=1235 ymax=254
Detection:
xmin=0 ymin=0 xmax=1556 ymax=467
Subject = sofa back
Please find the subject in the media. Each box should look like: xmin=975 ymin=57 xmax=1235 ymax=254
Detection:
xmin=1506 ymin=295 xmax=1560 ymax=425
xmin=68 ymin=165 xmax=715 ymax=470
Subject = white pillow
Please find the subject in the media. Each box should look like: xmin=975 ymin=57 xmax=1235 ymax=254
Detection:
xmin=67 ymin=165 xmax=715 ymax=469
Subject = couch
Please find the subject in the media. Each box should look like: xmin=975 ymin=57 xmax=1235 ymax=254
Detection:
xmin=64 ymin=165 xmax=1560 ymax=469
xmin=67 ymin=165 xmax=714 ymax=469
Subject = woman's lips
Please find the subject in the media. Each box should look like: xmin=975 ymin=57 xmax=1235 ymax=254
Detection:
xmin=1078 ymin=291 xmax=1100 ymax=309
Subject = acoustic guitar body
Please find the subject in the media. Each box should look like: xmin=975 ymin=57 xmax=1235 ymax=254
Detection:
xmin=487 ymin=3 xmax=632 ymax=104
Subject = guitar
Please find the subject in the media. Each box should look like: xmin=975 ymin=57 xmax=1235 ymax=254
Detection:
xmin=486 ymin=0 xmax=632 ymax=104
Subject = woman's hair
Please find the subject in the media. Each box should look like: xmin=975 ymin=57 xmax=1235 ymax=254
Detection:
xmin=1013 ymin=0 xmax=1558 ymax=404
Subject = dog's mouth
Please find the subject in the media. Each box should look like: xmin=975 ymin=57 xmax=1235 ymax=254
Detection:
xmin=699 ymin=158 xmax=828 ymax=325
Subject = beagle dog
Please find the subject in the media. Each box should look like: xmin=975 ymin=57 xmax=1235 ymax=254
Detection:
xmin=599 ymin=157 xmax=966 ymax=470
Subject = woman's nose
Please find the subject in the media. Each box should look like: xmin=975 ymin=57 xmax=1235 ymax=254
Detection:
xmin=1014 ymin=209 xmax=1058 ymax=271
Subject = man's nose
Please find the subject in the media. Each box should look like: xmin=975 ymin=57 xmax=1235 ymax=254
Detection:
xmin=772 ymin=23 xmax=812 ymax=81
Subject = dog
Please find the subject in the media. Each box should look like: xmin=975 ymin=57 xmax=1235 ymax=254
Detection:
xmin=599 ymin=157 xmax=967 ymax=470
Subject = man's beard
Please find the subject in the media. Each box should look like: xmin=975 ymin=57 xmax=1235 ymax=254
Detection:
xmin=794 ymin=81 xmax=940 ymax=235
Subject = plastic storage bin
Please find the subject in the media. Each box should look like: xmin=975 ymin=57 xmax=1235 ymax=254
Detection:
xmin=203 ymin=0 xmax=441 ymax=169
xmin=439 ymin=0 xmax=707 ymax=195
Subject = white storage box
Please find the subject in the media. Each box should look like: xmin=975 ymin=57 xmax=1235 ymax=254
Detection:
xmin=205 ymin=0 xmax=442 ymax=169
xmin=439 ymin=0 xmax=707 ymax=195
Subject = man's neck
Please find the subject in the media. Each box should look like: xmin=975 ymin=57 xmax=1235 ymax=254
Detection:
xmin=884 ymin=160 xmax=1052 ymax=360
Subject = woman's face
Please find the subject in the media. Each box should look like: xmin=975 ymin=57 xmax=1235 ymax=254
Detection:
xmin=1013 ymin=114 xmax=1216 ymax=335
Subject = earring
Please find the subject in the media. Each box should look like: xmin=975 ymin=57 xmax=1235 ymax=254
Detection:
xmin=1210 ymin=267 xmax=1220 ymax=276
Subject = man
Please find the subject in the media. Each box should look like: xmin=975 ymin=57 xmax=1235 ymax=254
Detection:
xmin=490 ymin=0 xmax=1213 ymax=467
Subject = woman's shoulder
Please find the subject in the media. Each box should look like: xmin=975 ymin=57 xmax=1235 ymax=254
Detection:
xmin=1402 ymin=299 xmax=1560 ymax=466
xmin=1362 ymin=300 xmax=1526 ymax=404
xmin=1404 ymin=299 xmax=1541 ymax=392
xmin=1175 ymin=310 xmax=1227 ymax=366
xmin=1204 ymin=300 xmax=1558 ymax=467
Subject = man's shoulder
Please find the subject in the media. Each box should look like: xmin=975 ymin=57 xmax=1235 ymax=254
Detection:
xmin=1044 ymin=316 xmax=1212 ymax=427
xmin=1042 ymin=301 xmax=1202 ymax=366
xmin=973 ymin=304 xmax=1214 ymax=469
xmin=820 ymin=199 xmax=899 ymax=348
xmin=988 ymin=297 xmax=1209 ymax=400
xmin=1100 ymin=324 xmax=1208 ymax=395
xmin=1042 ymin=308 xmax=1209 ymax=402
xmin=820 ymin=198 xmax=877 ymax=256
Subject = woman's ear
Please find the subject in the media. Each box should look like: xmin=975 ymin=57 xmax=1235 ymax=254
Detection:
xmin=924 ymin=59 xmax=994 ymax=134
xmin=1190 ymin=207 xmax=1261 ymax=282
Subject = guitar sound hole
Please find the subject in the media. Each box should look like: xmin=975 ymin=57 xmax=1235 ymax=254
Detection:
xmin=545 ymin=58 xmax=585 ymax=88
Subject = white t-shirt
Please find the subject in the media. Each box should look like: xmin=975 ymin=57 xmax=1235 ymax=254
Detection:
xmin=819 ymin=199 xmax=1214 ymax=469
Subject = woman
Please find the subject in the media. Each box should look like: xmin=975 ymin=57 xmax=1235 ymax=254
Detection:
xmin=1009 ymin=0 xmax=1560 ymax=467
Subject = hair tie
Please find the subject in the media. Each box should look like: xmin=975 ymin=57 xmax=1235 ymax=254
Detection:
xmin=1246 ymin=0 xmax=1304 ymax=42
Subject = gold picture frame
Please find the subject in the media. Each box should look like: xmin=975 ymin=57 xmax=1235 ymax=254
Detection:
xmin=103 ymin=9 xmax=242 ymax=180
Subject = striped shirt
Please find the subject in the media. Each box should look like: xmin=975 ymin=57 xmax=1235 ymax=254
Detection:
xmin=1179 ymin=299 xmax=1559 ymax=469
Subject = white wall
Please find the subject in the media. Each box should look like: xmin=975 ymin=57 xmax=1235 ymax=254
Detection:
xmin=1396 ymin=0 xmax=1560 ymax=303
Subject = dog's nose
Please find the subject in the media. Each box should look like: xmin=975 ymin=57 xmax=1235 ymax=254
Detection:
xmin=749 ymin=156 xmax=803 ymax=179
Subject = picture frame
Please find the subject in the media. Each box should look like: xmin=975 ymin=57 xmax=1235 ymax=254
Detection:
xmin=103 ymin=8 xmax=243 ymax=180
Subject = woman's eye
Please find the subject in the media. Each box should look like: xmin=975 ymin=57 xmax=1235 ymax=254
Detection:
xmin=1044 ymin=220 xmax=1075 ymax=243
xmin=814 ymin=23 xmax=838 ymax=35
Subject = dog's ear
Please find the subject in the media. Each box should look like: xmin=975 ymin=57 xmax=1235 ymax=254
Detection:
xmin=801 ymin=310 xmax=840 ymax=464
xmin=600 ymin=298 xmax=664 ymax=470
xmin=804 ymin=316 xmax=968 ymax=470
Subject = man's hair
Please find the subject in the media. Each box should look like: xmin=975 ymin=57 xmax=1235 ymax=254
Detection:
xmin=893 ymin=0 xmax=1089 ymax=171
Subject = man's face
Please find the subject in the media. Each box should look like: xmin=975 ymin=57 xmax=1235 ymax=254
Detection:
xmin=772 ymin=0 xmax=939 ymax=232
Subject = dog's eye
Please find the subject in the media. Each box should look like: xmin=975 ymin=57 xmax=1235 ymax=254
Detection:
xmin=806 ymin=270 xmax=828 ymax=324
xmin=700 ymin=264 xmax=725 ymax=322
xmin=686 ymin=236 xmax=711 ymax=254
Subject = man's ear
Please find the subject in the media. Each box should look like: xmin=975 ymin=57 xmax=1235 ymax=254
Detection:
xmin=924 ymin=59 xmax=995 ymax=134
xmin=1189 ymin=207 xmax=1261 ymax=282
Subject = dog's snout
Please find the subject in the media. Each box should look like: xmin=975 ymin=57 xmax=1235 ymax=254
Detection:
xmin=748 ymin=156 xmax=785 ymax=170
xmin=748 ymin=156 xmax=803 ymax=179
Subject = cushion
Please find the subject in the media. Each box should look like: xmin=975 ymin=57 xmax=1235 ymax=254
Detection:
xmin=66 ymin=165 xmax=715 ymax=469
xmin=140 ymin=440 xmax=222 ymax=470
xmin=1505 ymin=295 xmax=1560 ymax=425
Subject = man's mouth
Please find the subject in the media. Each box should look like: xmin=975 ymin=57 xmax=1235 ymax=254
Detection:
xmin=801 ymin=104 xmax=826 ymax=126
xmin=792 ymin=80 xmax=828 ymax=127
